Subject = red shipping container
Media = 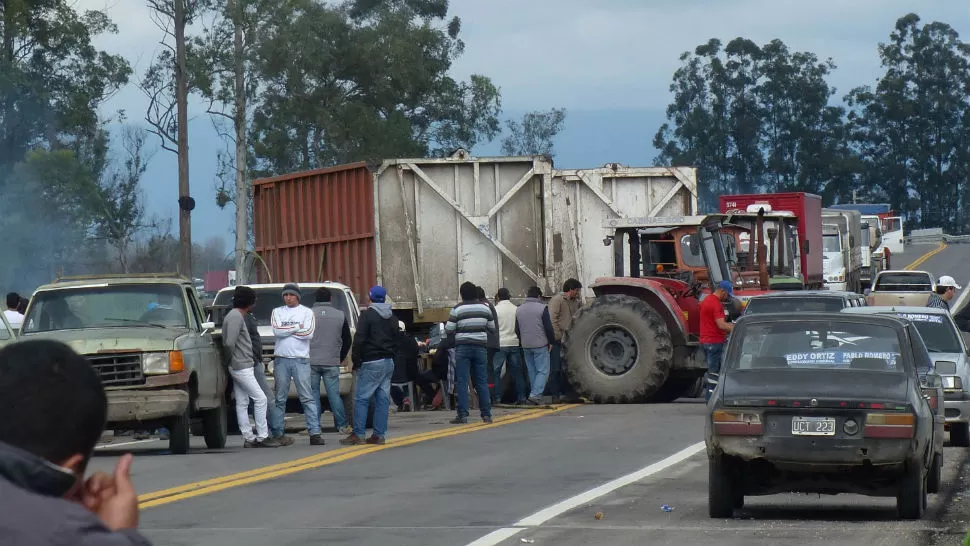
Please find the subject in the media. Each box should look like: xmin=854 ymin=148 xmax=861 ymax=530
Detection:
xmin=719 ymin=192 xmax=824 ymax=289
xmin=203 ymin=270 xmax=231 ymax=293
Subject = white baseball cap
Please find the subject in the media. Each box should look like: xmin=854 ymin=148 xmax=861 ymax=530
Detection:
xmin=938 ymin=275 xmax=962 ymax=289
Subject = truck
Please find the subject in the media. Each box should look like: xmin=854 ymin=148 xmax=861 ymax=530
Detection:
xmin=251 ymin=150 xmax=698 ymax=332
xmin=718 ymin=193 xmax=824 ymax=290
xmin=821 ymin=208 xmax=863 ymax=293
xmin=859 ymin=215 xmax=886 ymax=288
xmin=868 ymin=270 xmax=936 ymax=307
xmin=827 ymin=203 xmax=904 ymax=262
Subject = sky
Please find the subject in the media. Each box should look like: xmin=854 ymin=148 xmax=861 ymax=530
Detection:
xmin=77 ymin=0 xmax=969 ymax=254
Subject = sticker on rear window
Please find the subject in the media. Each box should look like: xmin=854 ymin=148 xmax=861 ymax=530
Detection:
xmin=892 ymin=313 xmax=944 ymax=324
xmin=784 ymin=351 xmax=899 ymax=369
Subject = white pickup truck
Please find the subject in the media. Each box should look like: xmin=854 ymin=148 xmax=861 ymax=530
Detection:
xmin=867 ymin=270 xmax=936 ymax=307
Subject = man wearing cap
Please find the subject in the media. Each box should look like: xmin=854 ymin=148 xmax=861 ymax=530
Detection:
xmin=342 ymin=286 xmax=398 ymax=446
xmin=929 ymin=275 xmax=961 ymax=310
xmin=699 ymin=280 xmax=735 ymax=401
xmin=270 ymin=283 xmax=318 ymax=445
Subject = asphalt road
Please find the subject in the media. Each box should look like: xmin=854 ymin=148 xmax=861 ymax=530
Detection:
xmin=84 ymin=241 xmax=970 ymax=546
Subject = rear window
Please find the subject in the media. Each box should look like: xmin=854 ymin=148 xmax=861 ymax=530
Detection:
xmin=728 ymin=320 xmax=905 ymax=373
xmin=883 ymin=312 xmax=961 ymax=354
xmin=744 ymin=297 xmax=845 ymax=314
xmin=874 ymin=273 xmax=933 ymax=292
xmin=211 ymin=287 xmax=349 ymax=327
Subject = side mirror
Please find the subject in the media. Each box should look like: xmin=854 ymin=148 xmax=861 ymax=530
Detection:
xmin=201 ymin=321 xmax=215 ymax=334
xmin=863 ymin=288 xmax=871 ymax=296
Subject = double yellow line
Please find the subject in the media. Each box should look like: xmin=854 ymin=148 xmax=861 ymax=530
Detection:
xmin=904 ymin=242 xmax=947 ymax=271
xmin=138 ymin=404 xmax=580 ymax=509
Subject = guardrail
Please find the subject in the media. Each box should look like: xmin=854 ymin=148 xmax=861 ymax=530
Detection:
xmin=944 ymin=234 xmax=970 ymax=244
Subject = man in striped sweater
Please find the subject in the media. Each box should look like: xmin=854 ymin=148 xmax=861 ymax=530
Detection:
xmin=445 ymin=281 xmax=497 ymax=424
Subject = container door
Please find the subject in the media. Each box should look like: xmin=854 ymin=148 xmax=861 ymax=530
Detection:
xmin=882 ymin=216 xmax=905 ymax=255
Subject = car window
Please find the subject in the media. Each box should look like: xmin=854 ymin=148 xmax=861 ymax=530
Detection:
xmin=23 ymin=284 xmax=189 ymax=332
xmin=908 ymin=326 xmax=935 ymax=375
xmin=884 ymin=312 xmax=961 ymax=354
xmin=184 ymin=287 xmax=203 ymax=329
xmin=744 ymin=297 xmax=845 ymax=314
xmin=728 ymin=319 xmax=905 ymax=373
xmin=0 ymin=318 xmax=10 ymax=340
xmin=874 ymin=273 xmax=933 ymax=292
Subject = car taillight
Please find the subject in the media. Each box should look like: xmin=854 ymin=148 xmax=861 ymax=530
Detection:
xmin=712 ymin=409 xmax=763 ymax=436
xmin=922 ymin=387 xmax=939 ymax=410
xmin=864 ymin=412 xmax=915 ymax=439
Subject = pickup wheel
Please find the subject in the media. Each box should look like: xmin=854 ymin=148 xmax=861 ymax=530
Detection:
xmin=168 ymin=404 xmax=191 ymax=455
xmin=708 ymin=455 xmax=737 ymax=518
xmin=896 ymin=459 xmax=927 ymax=519
xmin=950 ymin=422 xmax=970 ymax=447
xmin=202 ymin=400 xmax=228 ymax=449
xmin=927 ymin=452 xmax=943 ymax=494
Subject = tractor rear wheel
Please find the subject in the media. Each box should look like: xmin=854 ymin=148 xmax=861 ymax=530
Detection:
xmin=563 ymin=294 xmax=673 ymax=403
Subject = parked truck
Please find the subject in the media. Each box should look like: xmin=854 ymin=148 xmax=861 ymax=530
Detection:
xmin=821 ymin=208 xmax=863 ymax=293
xmin=827 ymin=203 xmax=904 ymax=263
xmin=718 ymin=193 xmax=824 ymax=290
xmin=859 ymin=215 xmax=886 ymax=288
xmin=251 ymin=150 xmax=699 ymax=332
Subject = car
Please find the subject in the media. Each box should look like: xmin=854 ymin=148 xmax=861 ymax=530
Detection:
xmin=843 ymin=306 xmax=970 ymax=446
xmin=706 ymin=312 xmax=944 ymax=519
xmin=741 ymin=290 xmax=868 ymax=316
xmin=19 ymin=274 xmax=229 ymax=454
xmin=868 ymin=270 xmax=936 ymax=306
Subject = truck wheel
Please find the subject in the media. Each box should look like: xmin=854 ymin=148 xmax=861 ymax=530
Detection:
xmin=168 ymin=405 xmax=191 ymax=455
xmin=927 ymin=452 xmax=942 ymax=494
xmin=951 ymin=422 xmax=970 ymax=447
xmin=647 ymin=377 xmax=697 ymax=403
xmin=563 ymin=294 xmax=672 ymax=403
xmin=708 ymin=455 xmax=737 ymax=518
xmin=202 ymin=400 xmax=228 ymax=449
xmin=896 ymin=460 xmax=926 ymax=519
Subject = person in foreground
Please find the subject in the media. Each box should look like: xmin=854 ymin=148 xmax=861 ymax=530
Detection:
xmin=0 ymin=339 xmax=151 ymax=545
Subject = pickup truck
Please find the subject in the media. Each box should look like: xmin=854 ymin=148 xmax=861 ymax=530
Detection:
xmin=18 ymin=274 xmax=229 ymax=455
xmin=868 ymin=270 xmax=936 ymax=307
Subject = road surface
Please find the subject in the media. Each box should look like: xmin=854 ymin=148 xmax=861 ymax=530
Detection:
xmin=86 ymin=242 xmax=970 ymax=546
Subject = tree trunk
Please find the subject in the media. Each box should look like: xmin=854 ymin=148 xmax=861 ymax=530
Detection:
xmin=232 ymin=0 xmax=249 ymax=284
xmin=175 ymin=0 xmax=193 ymax=277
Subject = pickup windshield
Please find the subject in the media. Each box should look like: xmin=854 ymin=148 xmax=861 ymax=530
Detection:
xmin=22 ymin=284 xmax=188 ymax=333
xmin=728 ymin=320 xmax=905 ymax=373
xmin=874 ymin=273 xmax=933 ymax=292
xmin=883 ymin=313 xmax=961 ymax=353
xmin=210 ymin=287 xmax=350 ymax=327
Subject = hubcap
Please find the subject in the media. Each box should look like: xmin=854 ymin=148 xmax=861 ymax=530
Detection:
xmin=589 ymin=326 xmax=638 ymax=376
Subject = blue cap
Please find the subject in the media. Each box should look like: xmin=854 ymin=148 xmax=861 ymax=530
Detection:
xmin=369 ymin=285 xmax=387 ymax=303
xmin=717 ymin=280 xmax=734 ymax=295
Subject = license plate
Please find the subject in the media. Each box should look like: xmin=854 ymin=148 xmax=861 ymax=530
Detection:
xmin=791 ymin=416 xmax=836 ymax=436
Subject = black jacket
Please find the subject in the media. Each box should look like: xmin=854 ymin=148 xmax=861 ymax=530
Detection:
xmin=351 ymin=307 xmax=399 ymax=368
xmin=393 ymin=331 xmax=419 ymax=383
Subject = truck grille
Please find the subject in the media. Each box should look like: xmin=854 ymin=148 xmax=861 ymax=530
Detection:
xmin=86 ymin=354 xmax=146 ymax=387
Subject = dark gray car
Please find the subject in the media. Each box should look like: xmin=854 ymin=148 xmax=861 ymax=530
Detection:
xmin=742 ymin=290 xmax=867 ymax=316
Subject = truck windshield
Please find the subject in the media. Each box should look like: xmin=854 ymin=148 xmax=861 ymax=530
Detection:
xmin=211 ymin=287 xmax=350 ymax=327
xmin=823 ymin=234 xmax=841 ymax=252
xmin=22 ymin=284 xmax=188 ymax=333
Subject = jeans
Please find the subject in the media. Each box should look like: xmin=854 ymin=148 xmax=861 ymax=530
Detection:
xmin=310 ymin=366 xmax=347 ymax=431
xmin=354 ymin=358 xmax=394 ymax=438
xmin=455 ymin=345 xmax=492 ymax=419
xmin=492 ymin=347 xmax=526 ymax=403
xmin=523 ymin=347 xmax=551 ymax=399
xmin=546 ymin=343 xmax=564 ymax=396
xmin=270 ymin=357 xmax=320 ymax=437
xmin=702 ymin=343 xmax=725 ymax=401
xmin=229 ymin=367 xmax=268 ymax=442
xmin=253 ymin=362 xmax=282 ymax=430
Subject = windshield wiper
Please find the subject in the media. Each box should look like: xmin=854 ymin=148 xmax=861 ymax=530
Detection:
xmin=104 ymin=318 xmax=170 ymax=329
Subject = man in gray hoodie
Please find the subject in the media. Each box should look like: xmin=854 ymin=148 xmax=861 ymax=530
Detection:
xmin=309 ymin=287 xmax=353 ymax=444
xmin=222 ymin=286 xmax=280 ymax=448
xmin=515 ymin=286 xmax=556 ymax=405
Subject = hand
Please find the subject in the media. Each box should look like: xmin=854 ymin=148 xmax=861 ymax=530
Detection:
xmin=87 ymin=453 xmax=140 ymax=531
xmin=547 ymin=345 xmax=552 ymax=352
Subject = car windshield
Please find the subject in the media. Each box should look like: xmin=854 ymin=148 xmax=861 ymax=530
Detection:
xmin=23 ymin=284 xmax=188 ymax=332
xmin=745 ymin=297 xmax=845 ymax=314
xmin=823 ymin=234 xmax=841 ymax=252
xmin=728 ymin=320 xmax=905 ymax=373
xmin=883 ymin=313 xmax=961 ymax=353
xmin=211 ymin=287 xmax=350 ymax=327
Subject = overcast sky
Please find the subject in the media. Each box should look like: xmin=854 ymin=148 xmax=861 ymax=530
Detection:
xmin=78 ymin=0 xmax=969 ymax=251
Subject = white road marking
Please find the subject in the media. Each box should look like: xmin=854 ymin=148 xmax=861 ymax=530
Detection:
xmin=95 ymin=439 xmax=157 ymax=450
xmin=465 ymin=441 xmax=706 ymax=546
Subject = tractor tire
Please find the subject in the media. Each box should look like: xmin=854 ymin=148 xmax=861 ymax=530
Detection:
xmin=563 ymin=294 xmax=673 ymax=404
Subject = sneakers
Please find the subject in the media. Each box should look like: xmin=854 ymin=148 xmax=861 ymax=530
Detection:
xmin=450 ymin=416 xmax=468 ymax=424
xmin=526 ymin=396 xmax=541 ymax=406
xmin=339 ymin=425 xmax=353 ymax=435
xmin=245 ymin=437 xmax=281 ymax=448
xmin=273 ymin=435 xmax=295 ymax=446
xmin=482 ymin=416 xmax=493 ymax=424
xmin=365 ymin=435 xmax=386 ymax=445
xmin=340 ymin=433 xmax=364 ymax=446
xmin=310 ymin=434 xmax=326 ymax=446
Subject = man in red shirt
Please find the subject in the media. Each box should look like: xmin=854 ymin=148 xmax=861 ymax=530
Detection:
xmin=700 ymin=280 xmax=735 ymax=401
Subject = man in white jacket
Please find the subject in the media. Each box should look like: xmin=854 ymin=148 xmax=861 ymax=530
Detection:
xmin=269 ymin=283 xmax=318 ymax=445
xmin=492 ymin=288 xmax=527 ymax=404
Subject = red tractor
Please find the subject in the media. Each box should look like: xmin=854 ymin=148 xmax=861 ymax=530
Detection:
xmin=563 ymin=214 xmax=774 ymax=403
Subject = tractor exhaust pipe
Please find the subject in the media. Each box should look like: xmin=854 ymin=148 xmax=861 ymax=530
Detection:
xmin=756 ymin=209 xmax=769 ymax=290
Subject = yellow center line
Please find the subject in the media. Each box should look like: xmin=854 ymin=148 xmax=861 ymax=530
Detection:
xmin=904 ymin=242 xmax=946 ymax=271
xmin=138 ymin=404 xmax=581 ymax=509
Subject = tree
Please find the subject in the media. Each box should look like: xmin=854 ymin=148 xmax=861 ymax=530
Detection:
xmin=500 ymin=108 xmax=567 ymax=158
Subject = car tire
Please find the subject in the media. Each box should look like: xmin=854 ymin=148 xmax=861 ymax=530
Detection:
xmin=169 ymin=404 xmax=191 ymax=455
xmin=896 ymin=460 xmax=926 ymax=519
xmin=927 ymin=452 xmax=943 ymax=494
xmin=708 ymin=456 xmax=737 ymax=518
xmin=202 ymin=400 xmax=228 ymax=449
xmin=951 ymin=422 xmax=970 ymax=447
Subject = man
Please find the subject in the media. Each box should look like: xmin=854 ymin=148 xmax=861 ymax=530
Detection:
xmin=0 ymin=339 xmax=151 ymax=544
xmin=477 ymin=286 xmax=501 ymax=401
xmin=700 ymin=280 xmax=735 ymax=401
xmin=446 ymin=281 xmax=496 ymax=424
xmin=515 ymin=286 xmax=556 ymax=405
xmin=928 ymin=275 xmax=961 ymax=310
xmin=342 ymin=286 xmax=398 ymax=446
xmin=4 ymin=292 xmax=23 ymax=330
xmin=493 ymin=288 xmax=527 ymax=404
xmin=222 ymin=286 xmax=280 ymax=448
xmin=245 ymin=303 xmax=290 ymax=445
xmin=547 ymin=278 xmax=583 ymax=401
xmin=309 ymin=287 xmax=353 ymax=443
xmin=270 ymin=283 xmax=318 ymax=445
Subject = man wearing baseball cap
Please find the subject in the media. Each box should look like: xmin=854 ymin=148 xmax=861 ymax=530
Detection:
xmin=699 ymin=280 xmax=735 ymax=401
xmin=269 ymin=283 xmax=317 ymax=445
xmin=928 ymin=275 xmax=962 ymax=310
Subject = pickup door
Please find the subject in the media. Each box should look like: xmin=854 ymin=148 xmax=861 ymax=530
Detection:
xmin=870 ymin=272 xmax=934 ymax=306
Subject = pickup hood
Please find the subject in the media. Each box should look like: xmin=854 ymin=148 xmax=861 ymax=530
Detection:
xmin=20 ymin=327 xmax=181 ymax=355
xmin=723 ymin=368 xmax=910 ymax=403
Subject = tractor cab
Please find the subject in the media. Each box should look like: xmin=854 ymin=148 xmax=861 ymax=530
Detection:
xmin=722 ymin=206 xmax=804 ymax=290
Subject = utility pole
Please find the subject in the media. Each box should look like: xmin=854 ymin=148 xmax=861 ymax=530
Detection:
xmin=174 ymin=0 xmax=194 ymax=278
xmin=231 ymin=0 xmax=249 ymax=284
xmin=852 ymin=190 xmax=857 ymax=204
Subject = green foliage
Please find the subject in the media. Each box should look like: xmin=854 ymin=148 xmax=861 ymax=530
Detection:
xmin=501 ymin=108 xmax=567 ymax=158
